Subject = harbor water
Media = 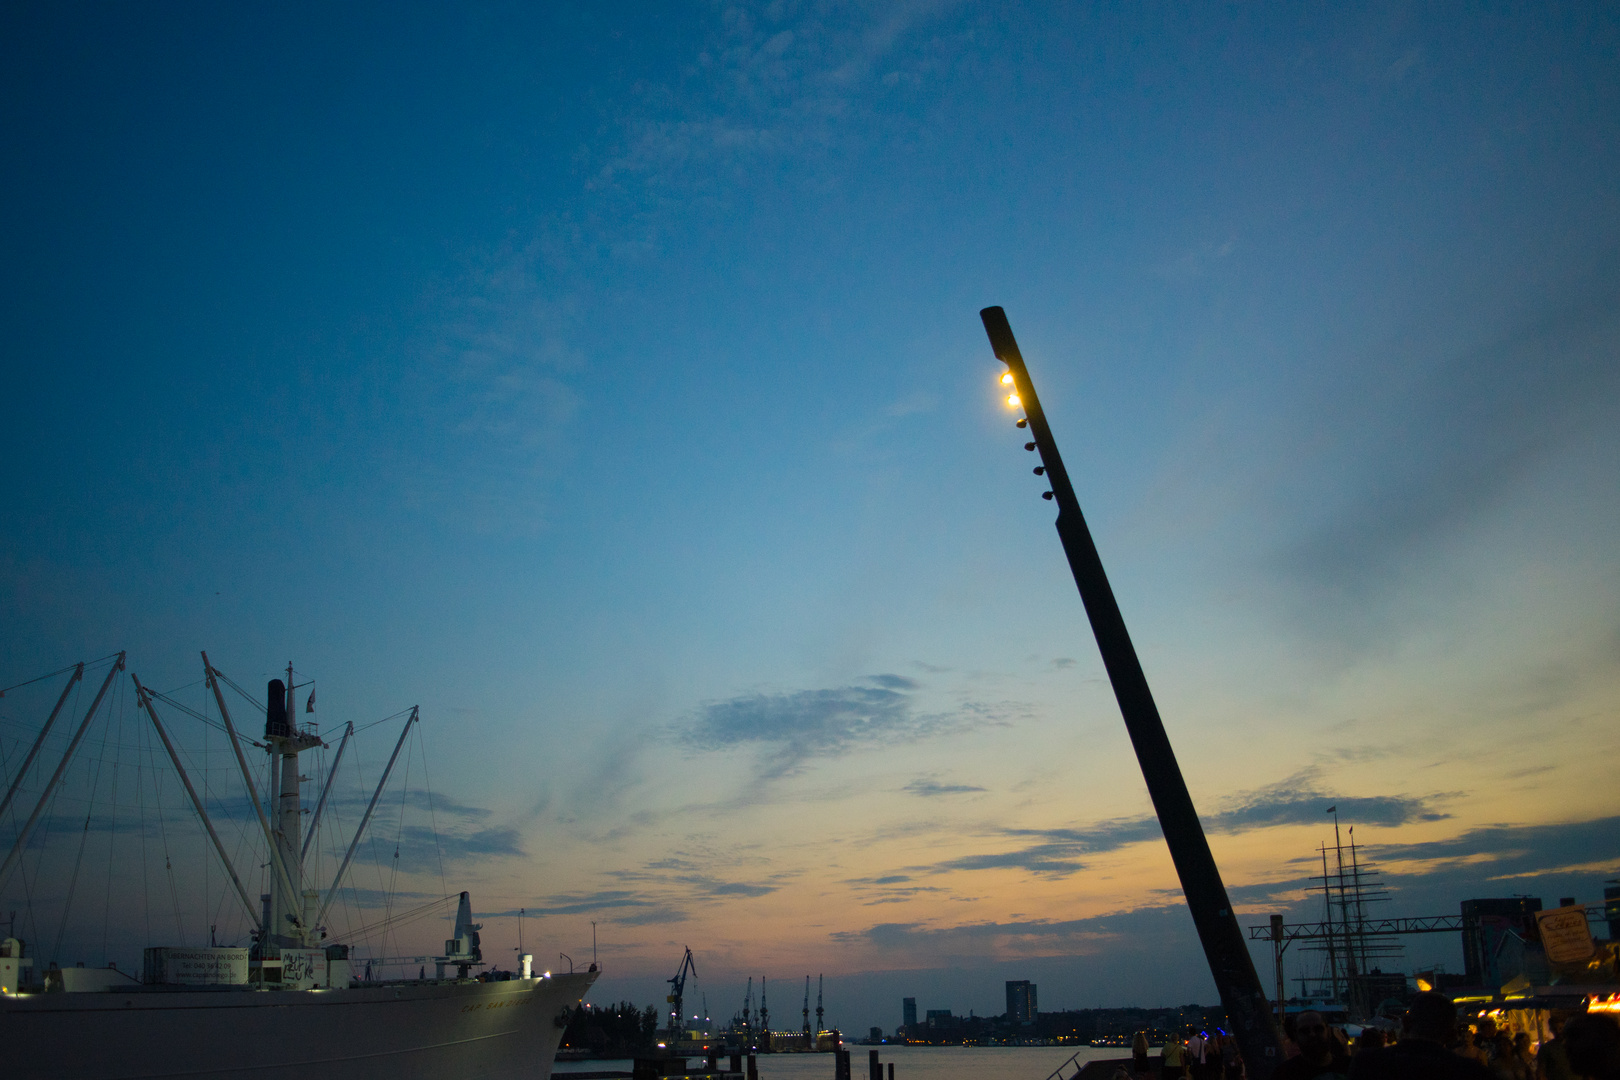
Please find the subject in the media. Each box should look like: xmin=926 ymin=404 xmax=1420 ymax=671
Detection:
xmin=554 ymin=1045 xmax=1126 ymax=1080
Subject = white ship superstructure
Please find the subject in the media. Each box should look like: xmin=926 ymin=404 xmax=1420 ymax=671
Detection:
xmin=0 ymin=655 xmax=596 ymax=1080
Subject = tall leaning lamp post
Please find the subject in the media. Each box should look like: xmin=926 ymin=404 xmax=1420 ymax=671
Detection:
xmin=980 ymin=306 xmax=1283 ymax=1078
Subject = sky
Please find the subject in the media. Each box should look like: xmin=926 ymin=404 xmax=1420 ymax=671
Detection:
xmin=2 ymin=0 xmax=1618 ymax=1035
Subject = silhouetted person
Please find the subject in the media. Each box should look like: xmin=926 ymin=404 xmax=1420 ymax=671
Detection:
xmin=1458 ymin=1026 xmax=1489 ymax=1066
xmin=1133 ymin=1030 xmax=1150 ymax=1075
xmin=1354 ymin=1029 xmax=1386 ymax=1055
xmin=1508 ymin=1032 xmax=1535 ymax=1078
xmin=1562 ymin=1013 xmax=1620 ymax=1080
xmin=1540 ymin=1012 xmax=1580 ymax=1080
xmin=1219 ymin=1033 xmax=1244 ymax=1080
xmin=1347 ymin=992 xmax=1491 ymax=1079
xmin=1274 ymin=1011 xmax=1350 ymax=1079
xmin=1488 ymin=1031 xmax=1527 ymax=1080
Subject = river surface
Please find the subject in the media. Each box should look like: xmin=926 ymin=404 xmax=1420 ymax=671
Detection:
xmin=554 ymin=1045 xmax=1126 ymax=1080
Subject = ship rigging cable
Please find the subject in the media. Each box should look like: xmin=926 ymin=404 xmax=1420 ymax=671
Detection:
xmin=0 ymin=660 xmax=455 ymax=977
xmin=52 ymin=678 xmax=114 ymax=964
xmin=0 ymin=654 xmax=121 ymax=698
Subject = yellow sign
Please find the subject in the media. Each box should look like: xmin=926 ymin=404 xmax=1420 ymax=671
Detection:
xmin=1536 ymin=904 xmax=1596 ymax=964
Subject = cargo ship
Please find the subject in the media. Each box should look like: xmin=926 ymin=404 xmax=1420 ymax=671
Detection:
xmin=0 ymin=655 xmax=597 ymax=1080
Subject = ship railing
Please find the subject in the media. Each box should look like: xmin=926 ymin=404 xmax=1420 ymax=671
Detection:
xmin=1042 ymin=1048 xmax=1089 ymax=1080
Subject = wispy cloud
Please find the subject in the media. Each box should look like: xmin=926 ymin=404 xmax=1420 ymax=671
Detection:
xmin=521 ymin=845 xmax=807 ymax=927
xmin=397 ymin=247 xmax=584 ymax=534
xmin=391 ymin=824 xmax=524 ymax=872
xmin=1207 ymin=771 xmax=1451 ymax=830
xmin=1367 ymin=815 xmax=1620 ymax=878
xmin=500 ymin=890 xmax=664 ymax=917
xmin=683 ymin=675 xmax=988 ymax=779
xmin=608 ymin=865 xmax=787 ymax=902
xmin=903 ymin=777 xmax=986 ymax=797
xmin=612 ymin=906 xmax=693 ymax=927
xmin=596 ymin=1 xmax=958 ymax=187
xmin=1227 ymin=816 xmax=1620 ymax=921
xmin=830 ymin=904 xmax=1196 ymax=963
xmin=897 ymin=772 xmax=1450 ymax=880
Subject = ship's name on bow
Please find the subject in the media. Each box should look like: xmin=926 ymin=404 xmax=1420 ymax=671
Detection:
xmin=462 ymin=995 xmax=532 ymax=1013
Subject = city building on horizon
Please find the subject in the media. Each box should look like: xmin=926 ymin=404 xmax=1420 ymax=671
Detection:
xmin=1006 ymin=981 xmax=1037 ymax=1025
xmin=902 ymin=997 xmax=916 ymax=1031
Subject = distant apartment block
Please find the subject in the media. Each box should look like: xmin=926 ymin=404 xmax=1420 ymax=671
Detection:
xmin=902 ymin=997 xmax=917 ymax=1029
xmin=1006 ymin=980 xmax=1037 ymax=1024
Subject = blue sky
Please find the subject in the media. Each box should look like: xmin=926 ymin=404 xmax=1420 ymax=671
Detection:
xmin=2 ymin=1 xmax=1618 ymax=1033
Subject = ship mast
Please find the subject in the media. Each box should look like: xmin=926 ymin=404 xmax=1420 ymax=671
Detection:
xmin=272 ymin=664 xmax=323 ymax=949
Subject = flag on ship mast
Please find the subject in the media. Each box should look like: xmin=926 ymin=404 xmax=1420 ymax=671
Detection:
xmin=306 ymin=687 xmax=316 ymax=713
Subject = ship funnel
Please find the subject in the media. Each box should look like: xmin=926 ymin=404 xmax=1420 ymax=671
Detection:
xmin=267 ymin=679 xmax=290 ymax=738
xmin=452 ymin=891 xmax=483 ymax=964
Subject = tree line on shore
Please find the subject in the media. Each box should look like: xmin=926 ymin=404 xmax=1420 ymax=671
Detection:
xmin=559 ymin=1002 xmax=662 ymax=1056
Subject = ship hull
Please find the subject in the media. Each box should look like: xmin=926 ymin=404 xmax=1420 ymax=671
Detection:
xmin=0 ymin=970 xmax=596 ymax=1080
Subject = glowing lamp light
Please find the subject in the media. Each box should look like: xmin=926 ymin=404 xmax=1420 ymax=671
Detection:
xmin=1006 ymin=394 xmax=1021 ymax=408
xmin=1000 ymin=372 xmax=1014 ymax=386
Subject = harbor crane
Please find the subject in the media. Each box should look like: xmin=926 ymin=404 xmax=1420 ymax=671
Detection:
xmin=815 ymin=973 xmax=824 ymax=1033
xmin=666 ymin=947 xmax=696 ymax=1046
xmin=802 ymin=976 xmax=811 ymax=1038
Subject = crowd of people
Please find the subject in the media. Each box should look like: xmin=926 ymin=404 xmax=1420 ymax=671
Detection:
xmin=1105 ymin=995 xmax=1620 ymax=1080
xmin=1114 ymin=1024 xmax=1250 ymax=1079
xmin=1271 ymin=995 xmax=1620 ymax=1079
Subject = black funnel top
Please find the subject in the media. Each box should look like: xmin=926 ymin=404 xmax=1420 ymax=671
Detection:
xmin=266 ymin=679 xmax=290 ymax=738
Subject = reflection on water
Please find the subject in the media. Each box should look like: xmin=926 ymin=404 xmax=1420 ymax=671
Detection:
xmin=555 ymin=1045 xmax=1127 ymax=1080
